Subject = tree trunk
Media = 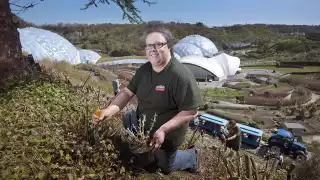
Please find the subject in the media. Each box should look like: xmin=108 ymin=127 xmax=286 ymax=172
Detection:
xmin=0 ymin=0 xmax=27 ymax=88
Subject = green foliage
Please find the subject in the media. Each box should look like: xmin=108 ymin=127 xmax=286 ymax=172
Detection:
xmin=0 ymin=73 xmax=132 ymax=179
xmin=202 ymin=88 xmax=244 ymax=99
xmin=275 ymin=38 xmax=304 ymax=52
xmin=81 ymin=41 xmax=92 ymax=49
xmin=37 ymin=22 xmax=285 ymax=56
xmin=241 ymin=65 xmax=320 ymax=73
xmin=262 ymin=134 xmax=269 ymax=142
xmin=234 ymin=82 xmax=252 ymax=88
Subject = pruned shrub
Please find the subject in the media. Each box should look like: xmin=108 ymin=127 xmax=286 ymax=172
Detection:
xmin=292 ymin=154 xmax=320 ymax=180
xmin=0 ymin=72 xmax=133 ymax=179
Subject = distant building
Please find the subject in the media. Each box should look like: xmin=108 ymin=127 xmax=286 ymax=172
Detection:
xmin=179 ymin=53 xmax=241 ymax=81
xmin=279 ymin=123 xmax=307 ymax=137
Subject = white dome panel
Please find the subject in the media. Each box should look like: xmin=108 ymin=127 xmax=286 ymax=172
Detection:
xmin=79 ymin=49 xmax=101 ymax=64
xmin=18 ymin=27 xmax=81 ymax=64
xmin=173 ymin=52 xmax=181 ymax=60
xmin=178 ymin=35 xmax=218 ymax=57
xmin=173 ymin=43 xmax=203 ymax=57
xmin=179 ymin=53 xmax=240 ymax=80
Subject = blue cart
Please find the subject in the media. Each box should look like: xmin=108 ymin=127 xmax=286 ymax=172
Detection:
xmin=238 ymin=123 xmax=264 ymax=148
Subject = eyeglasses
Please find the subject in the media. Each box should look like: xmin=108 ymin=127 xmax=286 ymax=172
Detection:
xmin=144 ymin=42 xmax=167 ymax=50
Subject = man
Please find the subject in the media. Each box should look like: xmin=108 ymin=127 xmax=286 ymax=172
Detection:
xmin=226 ymin=120 xmax=242 ymax=151
xmin=278 ymin=153 xmax=284 ymax=169
xmin=218 ymin=126 xmax=228 ymax=144
xmin=93 ymin=26 xmax=203 ymax=174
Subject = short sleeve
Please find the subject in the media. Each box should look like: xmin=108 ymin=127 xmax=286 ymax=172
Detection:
xmin=126 ymin=69 xmax=141 ymax=94
xmin=236 ymin=126 xmax=241 ymax=136
xmin=173 ymin=78 xmax=203 ymax=111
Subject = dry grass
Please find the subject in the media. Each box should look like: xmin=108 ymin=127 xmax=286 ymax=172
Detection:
xmin=40 ymin=59 xmax=115 ymax=93
xmin=98 ymin=56 xmax=147 ymax=63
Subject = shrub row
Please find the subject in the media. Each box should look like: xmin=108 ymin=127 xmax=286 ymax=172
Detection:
xmin=243 ymin=86 xmax=312 ymax=106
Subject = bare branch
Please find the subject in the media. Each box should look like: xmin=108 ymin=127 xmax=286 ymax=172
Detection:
xmin=81 ymin=0 xmax=156 ymax=24
xmin=10 ymin=0 xmax=43 ymax=14
xmin=9 ymin=0 xmax=154 ymax=24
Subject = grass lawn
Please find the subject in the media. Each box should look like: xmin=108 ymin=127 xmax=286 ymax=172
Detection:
xmin=202 ymin=88 xmax=244 ymax=99
xmin=98 ymin=56 xmax=147 ymax=63
xmin=251 ymin=83 xmax=293 ymax=93
xmin=242 ymin=65 xmax=320 ymax=73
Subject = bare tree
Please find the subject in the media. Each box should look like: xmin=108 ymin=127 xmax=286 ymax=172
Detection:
xmin=0 ymin=0 xmax=155 ymax=88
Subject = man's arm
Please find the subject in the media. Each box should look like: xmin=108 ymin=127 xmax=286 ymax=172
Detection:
xmin=159 ymin=109 xmax=198 ymax=135
xmin=103 ymin=64 xmax=143 ymax=117
xmin=159 ymin=74 xmax=202 ymax=134
xmin=228 ymin=134 xmax=237 ymax=140
xmin=227 ymin=126 xmax=241 ymax=140
xmin=101 ymin=87 xmax=135 ymax=116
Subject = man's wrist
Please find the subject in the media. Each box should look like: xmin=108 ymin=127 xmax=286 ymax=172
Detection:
xmin=102 ymin=105 xmax=119 ymax=116
xmin=159 ymin=125 xmax=169 ymax=135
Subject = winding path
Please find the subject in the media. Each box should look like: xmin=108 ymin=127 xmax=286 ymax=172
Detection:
xmin=302 ymin=92 xmax=320 ymax=106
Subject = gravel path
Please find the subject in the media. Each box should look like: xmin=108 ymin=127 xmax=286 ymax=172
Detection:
xmin=302 ymin=92 xmax=320 ymax=106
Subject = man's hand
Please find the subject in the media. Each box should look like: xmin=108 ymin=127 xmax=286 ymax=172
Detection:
xmin=92 ymin=109 xmax=112 ymax=125
xmin=151 ymin=128 xmax=166 ymax=153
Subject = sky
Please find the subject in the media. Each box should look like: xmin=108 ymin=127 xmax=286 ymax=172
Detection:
xmin=13 ymin=0 xmax=320 ymax=26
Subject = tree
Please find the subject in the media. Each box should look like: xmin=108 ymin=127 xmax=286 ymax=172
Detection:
xmin=0 ymin=0 xmax=27 ymax=88
xmin=0 ymin=0 xmax=155 ymax=88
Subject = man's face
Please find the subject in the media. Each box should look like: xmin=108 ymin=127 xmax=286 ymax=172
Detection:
xmin=145 ymin=32 xmax=171 ymax=66
xmin=228 ymin=121 xmax=236 ymax=128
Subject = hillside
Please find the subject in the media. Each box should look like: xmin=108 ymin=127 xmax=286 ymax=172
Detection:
xmin=16 ymin=16 xmax=320 ymax=59
xmin=0 ymin=61 xmax=291 ymax=180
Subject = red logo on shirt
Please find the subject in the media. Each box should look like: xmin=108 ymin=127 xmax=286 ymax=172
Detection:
xmin=155 ymin=85 xmax=165 ymax=92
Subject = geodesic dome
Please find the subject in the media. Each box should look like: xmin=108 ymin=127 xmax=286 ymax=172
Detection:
xmin=79 ymin=49 xmax=101 ymax=64
xmin=173 ymin=52 xmax=181 ymax=60
xmin=173 ymin=43 xmax=204 ymax=58
xmin=173 ymin=34 xmax=218 ymax=58
xmin=18 ymin=27 xmax=81 ymax=64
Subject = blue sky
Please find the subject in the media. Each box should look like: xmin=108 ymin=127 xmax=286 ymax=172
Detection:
xmin=14 ymin=0 xmax=320 ymax=26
